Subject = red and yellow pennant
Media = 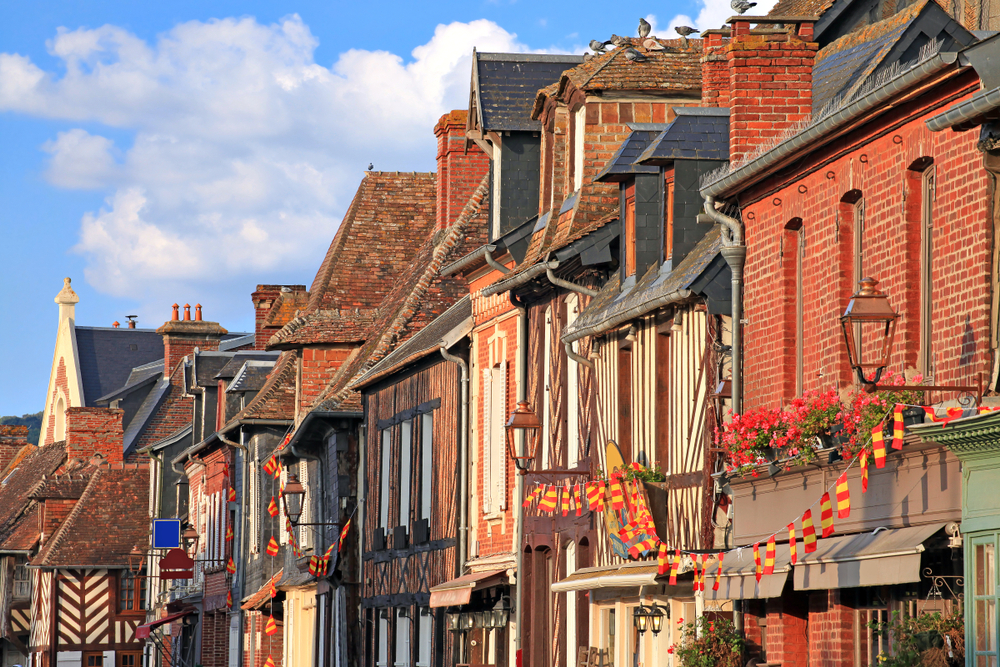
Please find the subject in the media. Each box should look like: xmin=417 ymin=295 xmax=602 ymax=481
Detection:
xmin=763 ymin=535 xmax=776 ymax=575
xmin=596 ymin=480 xmax=606 ymax=512
xmin=657 ymin=543 xmax=670 ymax=576
xmin=561 ymin=484 xmax=571 ymax=517
xmin=263 ymin=656 xmax=275 ymax=667
xmin=269 ymin=579 xmax=277 ymax=598
xmin=585 ymin=482 xmax=600 ymax=511
xmin=309 ymin=555 xmax=320 ymax=576
xmin=619 ymin=519 xmax=640 ymax=542
xmin=265 ymin=616 xmax=278 ymax=636
xmin=226 ymin=557 xmax=236 ymax=574
xmin=263 ymin=456 xmax=277 ymax=476
xmin=692 ymin=558 xmax=701 ymax=592
xmin=753 ymin=542 xmax=762 ymax=583
xmin=801 ymin=509 xmax=818 ymax=553
xmin=268 ymin=496 xmax=279 ymax=517
xmin=522 ymin=485 xmax=542 ymax=508
xmin=668 ymin=549 xmax=680 ymax=586
xmin=860 ymin=450 xmax=870 ymax=493
xmin=266 ymin=536 xmax=279 ymax=557
xmin=788 ymin=522 xmax=797 ymax=564
xmin=539 ymin=485 xmax=558 ymax=513
xmin=820 ymin=492 xmax=835 ymax=538
xmin=872 ymin=424 xmax=887 ymax=468
xmin=226 ymin=591 xmax=232 ymax=609
xmin=338 ymin=518 xmax=352 ymax=552
xmin=610 ymin=480 xmax=625 ymax=510
xmin=280 ymin=433 xmax=292 ymax=450
xmin=573 ymin=484 xmax=583 ymax=517
xmin=628 ymin=537 xmax=658 ymax=559
xmin=836 ymin=472 xmax=851 ymax=519
xmin=228 ymin=486 xmax=236 ymax=502
xmin=892 ymin=405 xmax=905 ymax=450
xmin=225 ymin=526 xmax=234 ymax=542
xmin=713 ymin=552 xmax=724 ymax=591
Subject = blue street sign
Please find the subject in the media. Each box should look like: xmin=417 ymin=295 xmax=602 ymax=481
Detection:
xmin=152 ymin=519 xmax=182 ymax=549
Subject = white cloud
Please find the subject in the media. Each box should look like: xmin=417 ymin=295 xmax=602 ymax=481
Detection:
xmin=656 ymin=0 xmax=781 ymax=36
xmin=1 ymin=15 xmax=534 ymax=314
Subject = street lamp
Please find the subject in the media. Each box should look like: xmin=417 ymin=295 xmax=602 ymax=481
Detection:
xmin=505 ymin=401 xmax=541 ymax=474
xmin=633 ymin=605 xmax=650 ymax=634
xmin=281 ymin=472 xmax=342 ymax=528
xmin=648 ymin=603 xmax=665 ymax=636
xmin=840 ymin=277 xmax=898 ymax=388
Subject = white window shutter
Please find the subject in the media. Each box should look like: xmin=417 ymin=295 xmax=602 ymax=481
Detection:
xmin=279 ymin=468 xmax=288 ymax=545
xmin=250 ymin=454 xmax=259 ymax=554
xmin=498 ymin=361 xmax=508 ymax=510
xmin=482 ymin=368 xmax=492 ymax=514
xmin=300 ymin=461 xmax=312 ymax=550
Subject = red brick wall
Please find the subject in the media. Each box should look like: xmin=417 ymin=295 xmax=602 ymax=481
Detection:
xmin=299 ymin=346 xmax=355 ymax=414
xmin=244 ymin=610 xmax=283 ymax=667
xmin=808 ymin=590 xmax=855 ymax=667
xmin=739 ymin=79 xmax=990 ymax=409
xmin=201 ymin=610 xmax=230 ymax=667
xmin=702 ymin=32 xmax=732 ymax=108
xmin=0 ymin=425 xmax=29 ymax=470
xmin=163 ymin=335 xmax=222 ymax=377
xmin=44 ymin=357 xmax=70 ymax=446
xmin=252 ymin=286 xmax=284 ymax=351
xmin=65 ymin=407 xmax=124 ymax=463
xmin=727 ymin=22 xmax=817 ymax=166
xmin=435 ymin=110 xmax=490 ymax=233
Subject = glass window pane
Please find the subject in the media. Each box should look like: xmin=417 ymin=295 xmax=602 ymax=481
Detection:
xmin=421 ymin=415 xmax=432 ymax=524
xmin=978 ymin=600 xmax=989 ymax=651
xmin=399 ymin=422 xmax=412 ymax=528
xmin=989 ymin=600 xmax=998 ymax=652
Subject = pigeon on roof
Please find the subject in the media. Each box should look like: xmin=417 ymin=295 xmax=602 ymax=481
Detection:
xmin=642 ymin=38 xmax=666 ymax=50
xmin=732 ymin=0 xmax=757 ymax=12
xmin=590 ymin=39 xmax=611 ymax=53
xmin=675 ymin=26 xmax=699 ymax=48
xmin=638 ymin=18 xmax=652 ymax=38
xmin=610 ymin=34 xmax=630 ymax=47
xmin=624 ymin=48 xmax=647 ymax=62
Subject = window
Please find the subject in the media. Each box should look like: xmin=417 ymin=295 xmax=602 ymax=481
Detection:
xmin=973 ymin=536 xmax=999 ymax=664
xmin=118 ymin=653 xmax=140 ymax=667
xmin=399 ymin=421 xmax=412 ymax=530
xmin=623 ymin=183 xmax=637 ymax=277
xmin=379 ymin=430 xmax=391 ymax=531
xmin=919 ymin=166 xmax=935 ymax=377
xmin=84 ymin=654 xmax=104 ymax=667
xmin=300 ymin=460 xmax=312 ymax=549
xmin=419 ymin=415 xmax=433 ymax=528
xmin=618 ymin=337 xmax=633 ymax=464
xmin=542 ymin=308 xmax=553 ymax=470
xmin=573 ymin=105 xmax=586 ymax=192
xmin=482 ymin=360 xmax=508 ymax=513
xmin=13 ymin=559 xmax=31 ymax=599
xmin=376 ymin=612 xmax=390 ymax=667
xmin=664 ymin=176 xmax=675 ymax=268
xmin=54 ymin=396 xmax=66 ymax=442
xmin=119 ymin=571 xmax=146 ymax=612
xmin=416 ymin=610 xmax=432 ymax=667
xmin=395 ymin=611 xmax=410 ymax=667
xmin=604 ymin=608 xmax=616 ymax=663
xmin=565 ymin=296 xmax=580 ymax=469
xmin=565 ymin=541 xmax=577 ymax=664
xmin=250 ymin=444 xmax=259 ymax=554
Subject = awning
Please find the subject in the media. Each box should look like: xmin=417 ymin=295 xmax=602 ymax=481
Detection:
xmin=551 ymin=560 xmax=692 ymax=593
xmin=136 ymin=611 xmax=193 ymax=639
xmin=429 ymin=569 xmax=507 ymax=608
xmin=793 ymin=523 xmax=944 ymax=591
xmin=704 ymin=545 xmax=792 ymax=601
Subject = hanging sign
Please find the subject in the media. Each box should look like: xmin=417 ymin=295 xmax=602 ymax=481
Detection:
xmin=159 ymin=548 xmax=194 ymax=580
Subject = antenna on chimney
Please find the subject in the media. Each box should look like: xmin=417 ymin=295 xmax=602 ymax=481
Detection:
xmin=126 ymin=315 xmax=137 ymax=329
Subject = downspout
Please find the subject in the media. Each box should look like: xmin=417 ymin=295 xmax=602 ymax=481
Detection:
xmin=218 ymin=430 xmax=249 ymax=667
xmin=545 ymin=268 xmax=599 ymax=297
xmin=508 ymin=291 xmax=528 ymax=661
xmin=564 ymin=343 xmax=594 ymax=369
xmin=703 ymin=195 xmax=746 ymax=416
xmin=439 ymin=346 xmax=470 ymax=572
xmin=484 ymin=246 xmax=512 ymax=275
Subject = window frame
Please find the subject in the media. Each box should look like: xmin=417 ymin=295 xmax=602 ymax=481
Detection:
xmin=118 ymin=570 xmax=147 ymax=614
xmin=971 ymin=533 xmax=999 ymax=664
xmin=623 ymin=183 xmax=637 ymax=278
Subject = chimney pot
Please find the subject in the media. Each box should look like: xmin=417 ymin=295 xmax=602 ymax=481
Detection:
xmin=126 ymin=315 xmax=137 ymax=329
xmin=113 ymin=321 xmax=120 ymax=328
xmin=183 ymin=304 xmax=191 ymax=321
xmin=195 ymin=304 xmax=203 ymax=321
xmin=172 ymin=304 xmax=180 ymax=321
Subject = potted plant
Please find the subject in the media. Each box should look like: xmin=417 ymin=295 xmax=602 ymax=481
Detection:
xmin=670 ymin=616 xmax=744 ymax=667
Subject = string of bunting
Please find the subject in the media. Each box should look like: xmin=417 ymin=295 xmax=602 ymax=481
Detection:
xmin=521 ymin=403 xmax=998 ymax=583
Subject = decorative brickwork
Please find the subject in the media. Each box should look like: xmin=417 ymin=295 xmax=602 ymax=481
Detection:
xmin=435 ymin=110 xmax=490 ymax=233
xmin=65 ymin=407 xmax=124 ymax=464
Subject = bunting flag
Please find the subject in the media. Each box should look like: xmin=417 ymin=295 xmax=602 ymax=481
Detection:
xmin=713 ymin=552 xmax=724 ymax=591
xmin=820 ymin=492 xmax=835 ymax=537
xmin=763 ymin=535 xmax=776 ymax=575
xmin=619 ymin=519 xmax=640 ymax=542
xmin=585 ymin=482 xmax=600 ymax=511
xmin=268 ymin=496 xmax=279 ymax=517
xmin=692 ymin=557 xmax=701 ymax=592
xmin=628 ymin=537 xmax=658 ymax=559
xmin=265 ymin=616 xmax=278 ymax=636
xmin=892 ymin=405 xmax=905 ymax=450
xmin=228 ymin=486 xmax=236 ymax=502
xmin=701 ymin=554 xmax=710 ymax=591
xmin=263 ymin=656 xmax=275 ymax=667
xmin=263 ymin=456 xmax=277 ymax=476
xmin=561 ymin=484 xmax=571 ymax=517
xmin=321 ymin=543 xmax=337 ymax=574
xmin=923 ymin=407 xmax=939 ymax=422
xmin=801 ymin=509 xmax=818 ymax=553
xmin=573 ymin=484 xmax=583 ymax=517
xmin=860 ymin=450 xmax=870 ymax=493
xmin=226 ymin=591 xmax=232 ymax=609
xmin=668 ymin=549 xmax=680 ymax=586
xmin=872 ymin=424 xmax=887 ymax=468
xmin=539 ymin=485 xmax=558 ymax=513
xmin=338 ymin=518 xmax=352 ymax=552
xmin=273 ymin=462 xmax=282 ymax=480
xmin=226 ymin=557 xmax=236 ymax=574
xmin=941 ymin=407 xmax=966 ymax=426
xmin=788 ymin=523 xmax=797 ymax=565
xmin=596 ymin=480 xmax=606 ymax=512
xmin=223 ymin=462 xmax=230 ymax=478
xmin=280 ymin=433 xmax=292 ymax=450
xmin=836 ymin=472 xmax=851 ymax=519
xmin=225 ymin=526 xmax=234 ymax=542
xmin=522 ymin=485 xmax=542 ymax=508
xmin=610 ymin=480 xmax=625 ymax=510
xmin=309 ymin=555 xmax=320 ymax=576
xmin=753 ymin=542 xmax=762 ymax=583
xmin=657 ymin=543 xmax=670 ymax=576
xmin=269 ymin=579 xmax=277 ymax=598
xmin=266 ymin=536 xmax=279 ymax=557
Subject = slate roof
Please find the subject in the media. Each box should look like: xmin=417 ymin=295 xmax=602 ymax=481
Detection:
xmin=472 ymin=52 xmax=584 ymax=132
xmin=73 ymin=327 xmax=164 ymax=407
xmin=352 ymin=295 xmax=472 ymax=390
xmin=123 ymin=378 xmax=171 ymax=454
xmin=223 ymin=351 xmax=297 ymax=425
xmin=563 ymin=227 xmax=727 ymax=342
xmin=215 ymin=352 xmax=280 ymax=379
xmin=635 ymin=108 xmax=731 ymax=164
xmin=227 ymin=361 xmax=277 ymax=393
xmin=32 ymin=466 xmax=150 ymax=568
xmin=269 ymin=172 xmax=438 ymax=349
xmin=593 ymin=125 xmax=668 ymax=182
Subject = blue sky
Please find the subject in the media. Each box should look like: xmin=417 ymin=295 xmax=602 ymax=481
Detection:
xmin=0 ymin=0 xmax=769 ymax=416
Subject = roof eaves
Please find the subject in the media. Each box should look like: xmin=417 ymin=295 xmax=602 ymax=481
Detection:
xmin=926 ymin=84 xmax=1000 ymax=131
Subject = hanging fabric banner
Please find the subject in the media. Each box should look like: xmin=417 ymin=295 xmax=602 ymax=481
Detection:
xmin=836 ymin=472 xmax=851 ymax=519
xmin=892 ymin=405 xmax=905 ymax=450
xmin=801 ymin=509 xmax=818 ymax=553
xmin=788 ymin=523 xmax=797 ymax=565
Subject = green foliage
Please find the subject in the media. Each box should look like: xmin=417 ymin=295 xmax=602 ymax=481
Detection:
xmin=0 ymin=411 xmax=42 ymax=445
xmin=869 ymin=606 xmax=964 ymax=667
xmin=596 ymin=462 xmax=666 ymax=484
xmin=671 ymin=616 xmax=744 ymax=667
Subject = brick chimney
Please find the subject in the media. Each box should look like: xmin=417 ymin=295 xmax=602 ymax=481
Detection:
xmin=65 ymin=407 xmax=124 ymax=464
xmin=251 ymin=285 xmax=308 ymax=350
xmin=701 ymin=30 xmax=732 ymax=108
xmin=156 ymin=304 xmax=228 ymax=375
xmin=726 ymin=18 xmax=818 ymax=165
xmin=434 ymin=110 xmax=490 ymax=233
xmin=252 ymin=285 xmax=282 ymax=350
xmin=0 ymin=425 xmax=29 ymax=471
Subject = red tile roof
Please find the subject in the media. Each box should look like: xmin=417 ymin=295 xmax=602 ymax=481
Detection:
xmin=32 ymin=465 xmax=150 ymax=568
xmin=242 ymin=569 xmax=283 ymax=609
xmin=0 ymin=443 xmax=67 ymax=544
xmin=1 ymin=506 xmax=40 ymax=552
xmin=268 ymin=172 xmax=438 ymax=349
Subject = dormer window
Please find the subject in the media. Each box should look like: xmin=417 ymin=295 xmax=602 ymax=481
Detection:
xmin=624 ymin=182 xmax=636 ymax=277
xmin=664 ymin=174 xmax=675 ymax=268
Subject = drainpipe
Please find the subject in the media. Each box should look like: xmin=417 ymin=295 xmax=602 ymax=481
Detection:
xmin=508 ymin=291 xmax=528 ymax=660
xmin=564 ymin=343 xmax=594 ymax=369
xmin=218 ymin=430 xmax=250 ymax=667
xmin=484 ymin=246 xmax=512 ymax=275
xmin=439 ymin=346 xmax=470 ymax=573
xmin=545 ymin=268 xmax=599 ymax=298
xmin=703 ymin=195 xmax=746 ymax=415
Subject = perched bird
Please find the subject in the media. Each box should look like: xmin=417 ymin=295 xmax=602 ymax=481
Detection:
xmin=367 ymin=163 xmax=373 ymax=170
xmin=589 ymin=39 xmax=612 ymax=53
xmin=731 ymin=0 xmax=757 ymax=13
xmin=583 ymin=52 xmax=594 ymax=62
xmin=675 ymin=25 xmax=699 ymax=48
xmin=638 ymin=17 xmax=652 ymax=38
xmin=624 ymin=47 xmax=647 ymax=62
xmin=642 ymin=38 xmax=666 ymax=51
xmin=610 ymin=34 xmax=630 ymax=47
